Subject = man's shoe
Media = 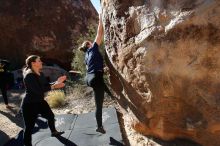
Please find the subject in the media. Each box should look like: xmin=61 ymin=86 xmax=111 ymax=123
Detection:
xmin=51 ymin=131 xmax=64 ymax=137
xmin=96 ymin=126 xmax=106 ymax=134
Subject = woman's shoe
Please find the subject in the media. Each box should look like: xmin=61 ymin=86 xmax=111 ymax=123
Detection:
xmin=23 ymin=142 xmax=32 ymax=146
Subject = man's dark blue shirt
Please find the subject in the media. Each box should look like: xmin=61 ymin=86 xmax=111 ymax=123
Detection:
xmin=85 ymin=42 xmax=103 ymax=73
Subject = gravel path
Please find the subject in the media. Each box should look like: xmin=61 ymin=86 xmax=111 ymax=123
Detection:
xmin=0 ymin=90 xmax=24 ymax=146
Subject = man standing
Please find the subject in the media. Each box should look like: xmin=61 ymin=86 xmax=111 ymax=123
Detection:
xmin=78 ymin=13 xmax=106 ymax=134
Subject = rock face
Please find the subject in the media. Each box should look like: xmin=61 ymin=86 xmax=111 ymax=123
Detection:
xmin=0 ymin=0 xmax=97 ymax=70
xmin=102 ymin=0 xmax=220 ymax=145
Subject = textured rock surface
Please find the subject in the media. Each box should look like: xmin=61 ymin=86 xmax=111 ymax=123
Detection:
xmin=102 ymin=0 xmax=220 ymax=145
xmin=0 ymin=0 xmax=97 ymax=70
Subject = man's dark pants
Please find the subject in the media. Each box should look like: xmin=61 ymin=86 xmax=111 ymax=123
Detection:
xmin=87 ymin=71 xmax=105 ymax=128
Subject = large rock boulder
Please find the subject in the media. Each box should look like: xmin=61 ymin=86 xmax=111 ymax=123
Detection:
xmin=102 ymin=0 xmax=220 ymax=145
xmin=0 ymin=0 xmax=97 ymax=70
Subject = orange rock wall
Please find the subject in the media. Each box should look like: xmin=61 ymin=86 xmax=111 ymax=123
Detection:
xmin=0 ymin=0 xmax=97 ymax=70
xmin=102 ymin=0 xmax=220 ymax=145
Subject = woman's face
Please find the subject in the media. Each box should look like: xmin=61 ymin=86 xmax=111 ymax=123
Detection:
xmin=32 ymin=57 xmax=42 ymax=70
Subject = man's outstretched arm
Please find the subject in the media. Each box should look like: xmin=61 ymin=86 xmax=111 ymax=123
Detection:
xmin=95 ymin=13 xmax=104 ymax=46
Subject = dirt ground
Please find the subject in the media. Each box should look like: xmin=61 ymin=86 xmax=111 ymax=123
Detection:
xmin=0 ymin=90 xmax=24 ymax=146
xmin=0 ymin=88 xmax=201 ymax=146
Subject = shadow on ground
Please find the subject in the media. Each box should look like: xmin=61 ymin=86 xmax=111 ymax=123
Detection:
xmin=56 ymin=135 xmax=77 ymax=146
xmin=0 ymin=109 xmax=23 ymax=128
xmin=0 ymin=89 xmax=24 ymax=107
xmin=148 ymin=136 xmax=202 ymax=146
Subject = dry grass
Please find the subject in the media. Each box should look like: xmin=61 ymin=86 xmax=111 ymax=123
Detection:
xmin=45 ymin=90 xmax=65 ymax=108
xmin=66 ymin=84 xmax=91 ymax=99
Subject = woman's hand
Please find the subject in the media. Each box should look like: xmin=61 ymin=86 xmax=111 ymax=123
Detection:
xmin=57 ymin=75 xmax=67 ymax=83
xmin=51 ymin=75 xmax=66 ymax=90
xmin=51 ymin=82 xmax=65 ymax=89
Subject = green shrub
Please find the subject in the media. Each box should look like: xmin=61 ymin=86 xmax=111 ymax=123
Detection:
xmin=71 ymin=49 xmax=86 ymax=76
xmin=46 ymin=90 xmax=65 ymax=108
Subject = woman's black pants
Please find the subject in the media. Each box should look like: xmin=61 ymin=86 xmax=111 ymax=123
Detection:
xmin=22 ymin=100 xmax=56 ymax=146
xmin=0 ymin=84 xmax=8 ymax=105
xmin=87 ymin=72 xmax=105 ymax=128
